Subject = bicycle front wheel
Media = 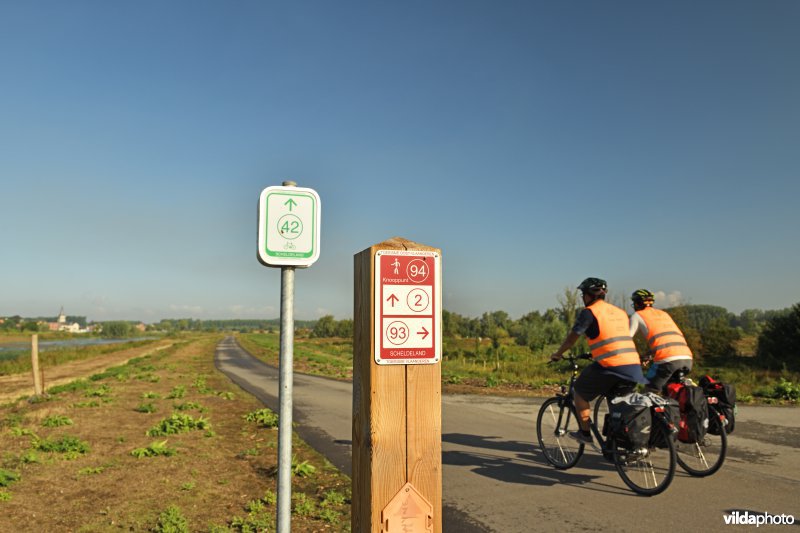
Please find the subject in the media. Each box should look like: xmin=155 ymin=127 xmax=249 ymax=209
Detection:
xmin=612 ymin=422 xmax=676 ymax=496
xmin=676 ymin=405 xmax=727 ymax=477
xmin=536 ymin=397 xmax=584 ymax=469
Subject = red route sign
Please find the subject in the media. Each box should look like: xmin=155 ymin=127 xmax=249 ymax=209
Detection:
xmin=374 ymin=250 xmax=441 ymax=365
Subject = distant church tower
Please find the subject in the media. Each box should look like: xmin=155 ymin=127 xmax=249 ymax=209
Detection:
xmin=57 ymin=307 xmax=66 ymax=324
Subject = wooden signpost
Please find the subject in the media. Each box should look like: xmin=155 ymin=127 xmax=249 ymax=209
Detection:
xmin=353 ymin=237 xmax=442 ymax=533
xmin=31 ymin=334 xmax=43 ymax=396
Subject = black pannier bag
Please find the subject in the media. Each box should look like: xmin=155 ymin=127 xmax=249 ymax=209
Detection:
xmin=667 ymin=383 xmax=709 ymax=443
xmin=608 ymin=394 xmax=652 ymax=449
xmin=649 ymin=397 xmax=680 ymax=449
xmin=700 ymin=375 xmax=736 ymax=435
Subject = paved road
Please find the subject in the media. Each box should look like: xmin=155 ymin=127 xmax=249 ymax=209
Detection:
xmin=215 ymin=336 xmax=800 ymax=532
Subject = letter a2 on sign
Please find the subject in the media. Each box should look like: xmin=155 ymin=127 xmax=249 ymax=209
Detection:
xmin=374 ymin=250 xmax=441 ymax=365
xmin=257 ymin=185 xmax=321 ymax=268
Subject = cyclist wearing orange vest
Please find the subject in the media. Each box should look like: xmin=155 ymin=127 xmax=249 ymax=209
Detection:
xmin=629 ymin=289 xmax=693 ymax=393
xmin=551 ymin=278 xmax=646 ymax=445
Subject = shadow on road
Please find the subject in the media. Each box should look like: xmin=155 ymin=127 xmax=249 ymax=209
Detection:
xmin=442 ymin=432 xmax=630 ymax=496
xmin=443 ymin=432 xmax=531 ymax=454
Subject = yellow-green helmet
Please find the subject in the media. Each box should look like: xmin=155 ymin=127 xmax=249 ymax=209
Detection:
xmin=631 ymin=289 xmax=655 ymax=306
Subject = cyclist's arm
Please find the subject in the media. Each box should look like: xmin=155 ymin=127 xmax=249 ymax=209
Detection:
xmin=629 ymin=311 xmax=648 ymax=338
xmin=551 ymin=331 xmax=581 ymax=361
xmin=551 ymin=309 xmax=593 ymax=361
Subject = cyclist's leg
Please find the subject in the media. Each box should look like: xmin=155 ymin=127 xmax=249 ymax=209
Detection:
xmin=573 ymin=392 xmax=591 ymax=431
xmin=679 ymin=360 xmax=694 ymax=384
xmin=574 ymin=363 xmax=621 ymax=435
xmin=647 ymin=361 xmax=680 ymax=395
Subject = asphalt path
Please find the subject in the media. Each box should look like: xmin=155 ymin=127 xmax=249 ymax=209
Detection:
xmin=215 ymin=336 xmax=800 ymax=532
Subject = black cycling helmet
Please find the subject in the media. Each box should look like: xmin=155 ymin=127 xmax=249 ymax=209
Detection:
xmin=631 ymin=289 xmax=655 ymax=306
xmin=578 ymin=277 xmax=607 ymax=295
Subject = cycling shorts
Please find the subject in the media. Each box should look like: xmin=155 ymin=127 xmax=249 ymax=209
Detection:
xmin=574 ymin=362 xmax=635 ymax=402
xmin=646 ymin=360 xmax=693 ymax=392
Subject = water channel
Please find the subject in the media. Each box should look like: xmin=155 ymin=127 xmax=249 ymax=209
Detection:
xmin=0 ymin=337 xmax=155 ymax=361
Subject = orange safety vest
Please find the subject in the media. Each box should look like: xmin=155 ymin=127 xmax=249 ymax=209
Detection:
xmin=636 ymin=307 xmax=693 ymax=363
xmin=586 ymin=300 xmax=641 ymax=367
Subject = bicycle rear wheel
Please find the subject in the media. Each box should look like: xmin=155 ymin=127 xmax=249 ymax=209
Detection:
xmin=537 ymin=397 xmax=584 ymax=469
xmin=612 ymin=422 xmax=676 ymax=496
xmin=676 ymin=405 xmax=727 ymax=477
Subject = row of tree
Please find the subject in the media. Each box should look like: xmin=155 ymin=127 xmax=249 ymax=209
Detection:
xmin=309 ymin=301 xmax=800 ymax=370
xmin=148 ymin=318 xmax=318 ymax=332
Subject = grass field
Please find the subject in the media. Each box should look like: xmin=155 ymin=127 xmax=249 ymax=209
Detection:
xmin=0 ymin=333 xmax=351 ymax=532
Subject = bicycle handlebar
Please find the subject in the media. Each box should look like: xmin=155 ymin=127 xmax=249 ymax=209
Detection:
xmin=565 ymin=353 xmax=591 ymax=361
xmin=548 ymin=352 xmax=591 ymax=365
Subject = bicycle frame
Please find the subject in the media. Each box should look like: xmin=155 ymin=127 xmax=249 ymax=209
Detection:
xmin=538 ymin=353 xmax=678 ymax=495
xmin=553 ymin=353 xmax=613 ymax=455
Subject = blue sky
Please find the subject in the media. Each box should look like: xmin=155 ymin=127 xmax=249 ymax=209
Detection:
xmin=1 ymin=1 xmax=798 ymax=322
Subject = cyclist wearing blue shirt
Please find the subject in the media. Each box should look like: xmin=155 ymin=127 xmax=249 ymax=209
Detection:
xmin=551 ymin=278 xmax=646 ymax=444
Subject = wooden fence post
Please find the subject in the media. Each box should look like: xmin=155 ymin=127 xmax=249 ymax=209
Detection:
xmin=353 ymin=237 xmax=442 ymax=533
xmin=31 ymin=334 xmax=43 ymax=396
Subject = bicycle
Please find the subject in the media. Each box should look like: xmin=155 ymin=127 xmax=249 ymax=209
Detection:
xmin=593 ymin=369 xmax=728 ymax=477
xmin=536 ymin=353 xmax=677 ymax=496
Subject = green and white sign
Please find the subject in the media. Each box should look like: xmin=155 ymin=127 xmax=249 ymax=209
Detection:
xmin=258 ymin=185 xmax=321 ymax=267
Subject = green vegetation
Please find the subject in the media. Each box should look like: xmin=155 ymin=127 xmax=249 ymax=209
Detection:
xmin=146 ymin=413 xmax=211 ymax=436
xmin=49 ymin=380 xmax=92 ymax=395
xmin=292 ymin=492 xmax=316 ymax=516
xmin=149 ymin=317 xmax=315 ymax=333
xmin=243 ymin=408 xmax=279 ymax=428
xmin=239 ymin=333 xmax=353 ymax=380
xmin=0 ymin=469 xmax=20 ymax=487
xmin=131 ymin=440 xmax=177 ymax=458
xmin=33 ymin=435 xmax=90 ymax=457
xmin=291 ymin=456 xmax=317 ymax=477
xmin=78 ymin=466 xmax=105 ymax=475
xmin=311 ymin=315 xmax=353 ymax=338
xmin=154 ymin=505 xmax=189 ymax=533
xmin=756 ymin=303 xmax=800 ymax=371
xmin=173 ymin=402 xmax=206 ymax=412
xmin=100 ymin=321 xmax=134 ymax=338
xmin=135 ymin=402 xmax=157 ymax=413
xmin=166 ymin=385 xmax=186 ymax=399
xmin=85 ymin=384 xmax=112 ymax=398
xmin=41 ymin=415 xmax=73 ymax=427
xmin=322 ymin=489 xmax=347 ymax=506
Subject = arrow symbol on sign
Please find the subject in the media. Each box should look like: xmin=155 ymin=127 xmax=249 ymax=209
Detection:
xmin=284 ymin=198 xmax=297 ymax=211
xmin=418 ymin=327 xmax=429 ymax=340
xmin=386 ymin=294 xmax=399 ymax=307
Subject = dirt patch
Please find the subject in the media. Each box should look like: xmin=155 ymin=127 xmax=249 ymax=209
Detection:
xmin=443 ymin=378 xmax=558 ymax=398
xmin=0 ymin=334 xmax=350 ymax=532
xmin=0 ymin=340 xmax=175 ymax=404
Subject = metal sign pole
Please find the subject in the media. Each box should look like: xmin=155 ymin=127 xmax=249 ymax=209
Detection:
xmin=257 ymin=178 xmax=320 ymax=533
xmin=277 ymin=264 xmax=295 ymax=533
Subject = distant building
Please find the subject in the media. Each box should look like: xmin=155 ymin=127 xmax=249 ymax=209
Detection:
xmin=48 ymin=307 xmax=85 ymax=333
